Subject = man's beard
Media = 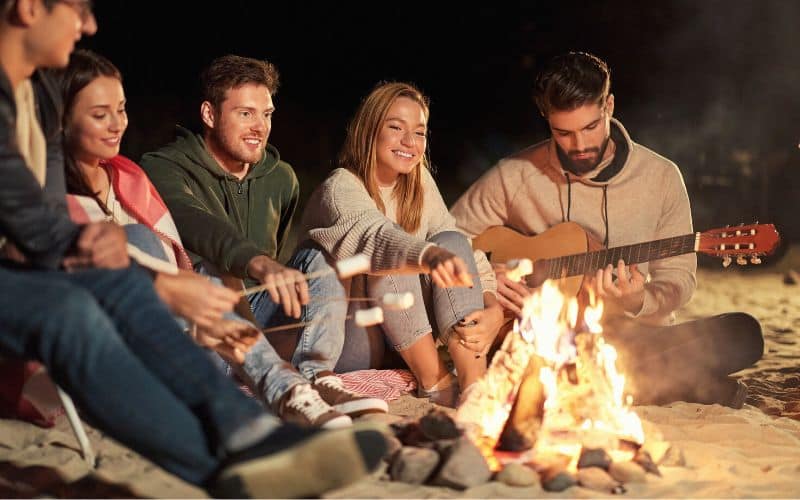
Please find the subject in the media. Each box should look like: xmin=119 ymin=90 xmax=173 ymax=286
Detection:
xmin=557 ymin=136 xmax=611 ymax=176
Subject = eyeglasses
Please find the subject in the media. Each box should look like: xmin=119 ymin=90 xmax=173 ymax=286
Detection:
xmin=56 ymin=0 xmax=94 ymax=24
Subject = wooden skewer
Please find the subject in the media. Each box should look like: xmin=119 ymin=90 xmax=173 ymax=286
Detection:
xmin=261 ymin=307 xmax=384 ymax=333
xmin=240 ymin=268 xmax=333 ymax=297
xmin=242 ymin=257 xmax=531 ymax=297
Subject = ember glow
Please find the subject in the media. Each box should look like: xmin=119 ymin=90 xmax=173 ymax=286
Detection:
xmin=456 ymin=280 xmax=645 ymax=470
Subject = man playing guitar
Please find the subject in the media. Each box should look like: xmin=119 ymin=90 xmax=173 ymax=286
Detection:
xmin=451 ymin=52 xmax=766 ymax=409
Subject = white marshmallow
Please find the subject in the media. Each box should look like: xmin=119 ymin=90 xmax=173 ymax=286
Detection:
xmin=335 ymin=254 xmax=370 ymax=278
xmin=355 ymin=307 xmax=384 ymax=327
xmin=505 ymin=258 xmax=533 ymax=282
xmin=381 ymin=292 xmax=415 ymax=310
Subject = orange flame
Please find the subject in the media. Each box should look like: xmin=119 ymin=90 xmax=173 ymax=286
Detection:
xmin=457 ymin=280 xmax=645 ymax=470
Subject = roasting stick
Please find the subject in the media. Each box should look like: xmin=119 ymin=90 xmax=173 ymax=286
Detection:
xmin=310 ymin=292 xmax=415 ymax=311
xmin=261 ymin=305 xmax=389 ymax=334
xmin=240 ymin=254 xmax=371 ymax=297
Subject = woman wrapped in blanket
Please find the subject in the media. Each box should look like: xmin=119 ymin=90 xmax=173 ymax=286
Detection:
xmin=59 ymin=49 xmax=259 ymax=363
xmin=299 ymin=82 xmax=505 ymax=407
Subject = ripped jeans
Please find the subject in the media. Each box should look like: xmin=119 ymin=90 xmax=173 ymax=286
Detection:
xmin=335 ymin=231 xmax=484 ymax=372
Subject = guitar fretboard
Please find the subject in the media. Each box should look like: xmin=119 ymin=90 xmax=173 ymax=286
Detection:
xmin=545 ymin=233 xmax=697 ymax=279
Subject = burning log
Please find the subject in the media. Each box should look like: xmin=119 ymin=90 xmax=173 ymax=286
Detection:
xmin=456 ymin=323 xmax=539 ymax=461
xmin=497 ymin=354 xmax=547 ymax=451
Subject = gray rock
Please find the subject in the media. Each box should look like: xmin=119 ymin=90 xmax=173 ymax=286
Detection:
xmin=429 ymin=437 xmax=492 ymax=489
xmin=495 ymin=462 xmax=540 ymax=487
xmin=577 ymin=466 xmax=625 ymax=493
xmin=389 ymin=446 xmax=440 ymax=484
xmin=383 ymin=435 xmax=403 ymax=462
xmin=577 ymin=447 xmax=612 ymax=470
xmin=608 ymin=461 xmax=647 ymax=483
xmin=542 ymin=470 xmax=577 ymax=492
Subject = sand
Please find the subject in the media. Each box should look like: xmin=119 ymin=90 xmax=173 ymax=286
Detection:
xmin=2 ymin=260 xmax=799 ymax=498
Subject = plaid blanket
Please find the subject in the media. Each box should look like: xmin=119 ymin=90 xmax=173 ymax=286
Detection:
xmin=65 ymin=155 xmax=192 ymax=270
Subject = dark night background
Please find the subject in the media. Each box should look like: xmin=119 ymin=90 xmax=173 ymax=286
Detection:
xmin=82 ymin=1 xmax=799 ymax=263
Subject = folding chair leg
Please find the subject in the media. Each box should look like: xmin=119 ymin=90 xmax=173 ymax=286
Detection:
xmin=56 ymin=387 xmax=96 ymax=468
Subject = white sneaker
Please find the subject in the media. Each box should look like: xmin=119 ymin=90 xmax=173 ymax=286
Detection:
xmin=313 ymin=371 xmax=389 ymax=416
xmin=278 ymin=384 xmax=352 ymax=429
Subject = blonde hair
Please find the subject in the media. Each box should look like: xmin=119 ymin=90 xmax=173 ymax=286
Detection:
xmin=339 ymin=81 xmax=430 ymax=234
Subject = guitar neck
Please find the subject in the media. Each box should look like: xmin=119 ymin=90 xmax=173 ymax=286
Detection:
xmin=543 ymin=233 xmax=697 ymax=280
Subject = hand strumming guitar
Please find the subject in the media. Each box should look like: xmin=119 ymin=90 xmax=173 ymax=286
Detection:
xmin=589 ymin=259 xmax=646 ymax=314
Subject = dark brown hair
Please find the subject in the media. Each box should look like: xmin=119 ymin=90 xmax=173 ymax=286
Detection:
xmin=200 ymin=55 xmax=279 ymax=110
xmin=61 ymin=49 xmax=122 ymax=213
xmin=533 ymin=51 xmax=611 ymax=116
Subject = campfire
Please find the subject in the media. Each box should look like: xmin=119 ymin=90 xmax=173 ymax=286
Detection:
xmin=384 ymin=281 xmax=673 ymax=493
xmin=456 ymin=281 xmax=645 ymax=472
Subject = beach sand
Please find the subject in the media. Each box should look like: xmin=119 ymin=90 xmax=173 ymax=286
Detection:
xmin=2 ymin=256 xmax=799 ymax=498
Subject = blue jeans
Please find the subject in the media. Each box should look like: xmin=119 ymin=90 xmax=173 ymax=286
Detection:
xmin=336 ymin=231 xmax=484 ymax=372
xmin=0 ymin=261 xmax=278 ymax=485
xmin=251 ymin=245 xmax=348 ymax=380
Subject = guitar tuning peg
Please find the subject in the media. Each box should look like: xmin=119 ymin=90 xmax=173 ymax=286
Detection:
xmin=736 ymin=255 xmax=748 ymax=265
xmin=750 ymin=255 xmax=762 ymax=265
xmin=722 ymin=255 xmax=732 ymax=267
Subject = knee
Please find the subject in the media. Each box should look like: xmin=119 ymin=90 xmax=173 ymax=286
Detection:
xmin=430 ymin=231 xmax=472 ymax=256
xmin=124 ymin=224 xmax=169 ymax=261
xmin=42 ymin=289 xmax=118 ymax=358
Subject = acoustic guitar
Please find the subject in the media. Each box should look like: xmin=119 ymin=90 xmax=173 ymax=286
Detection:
xmin=472 ymin=222 xmax=781 ymax=297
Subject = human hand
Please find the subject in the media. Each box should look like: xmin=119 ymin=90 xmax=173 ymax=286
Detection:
xmin=590 ymin=259 xmax=646 ymax=314
xmin=155 ymin=270 xmax=240 ymax=328
xmin=191 ymin=319 xmax=261 ymax=364
xmin=247 ymin=255 xmax=309 ymax=319
xmin=450 ymin=301 xmax=505 ymax=356
xmin=421 ymin=246 xmax=473 ymax=288
xmin=492 ymin=262 xmax=532 ymax=317
xmin=63 ymin=222 xmax=129 ymax=270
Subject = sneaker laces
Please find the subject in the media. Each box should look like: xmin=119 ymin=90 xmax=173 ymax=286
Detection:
xmin=316 ymin=375 xmax=352 ymax=395
xmin=286 ymin=384 xmax=333 ymax=421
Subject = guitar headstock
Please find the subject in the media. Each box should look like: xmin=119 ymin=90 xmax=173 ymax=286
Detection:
xmin=697 ymin=223 xmax=780 ymax=267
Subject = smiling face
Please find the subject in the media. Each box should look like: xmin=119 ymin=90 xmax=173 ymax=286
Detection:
xmin=374 ymin=96 xmax=428 ymax=187
xmin=202 ymin=83 xmax=273 ymax=176
xmin=547 ymin=95 xmax=614 ymax=175
xmin=66 ymin=75 xmax=127 ymax=164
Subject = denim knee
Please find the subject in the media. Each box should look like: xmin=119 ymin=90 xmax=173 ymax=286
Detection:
xmin=430 ymin=231 xmax=475 ymax=263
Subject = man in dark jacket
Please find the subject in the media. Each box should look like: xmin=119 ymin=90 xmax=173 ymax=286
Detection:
xmin=141 ymin=55 xmax=387 ymax=428
xmin=0 ymin=1 xmax=384 ymax=496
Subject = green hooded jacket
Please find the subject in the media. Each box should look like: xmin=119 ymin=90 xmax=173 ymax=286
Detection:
xmin=140 ymin=126 xmax=299 ymax=282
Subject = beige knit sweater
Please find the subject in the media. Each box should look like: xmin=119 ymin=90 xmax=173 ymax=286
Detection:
xmin=451 ymin=119 xmax=696 ymax=325
xmin=300 ymin=167 xmax=496 ymax=293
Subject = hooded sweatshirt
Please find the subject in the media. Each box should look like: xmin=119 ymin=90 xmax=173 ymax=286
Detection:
xmin=450 ymin=119 xmax=696 ymax=326
xmin=140 ymin=126 xmax=299 ymax=282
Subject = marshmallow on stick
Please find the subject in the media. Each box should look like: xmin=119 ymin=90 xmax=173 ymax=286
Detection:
xmin=336 ymin=254 xmax=370 ymax=278
xmin=381 ymin=292 xmax=415 ymax=311
xmin=505 ymin=258 xmax=533 ymax=282
xmin=240 ymin=253 xmax=371 ymax=297
xmin=354 ymin=307 xmax=384 ymax=327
